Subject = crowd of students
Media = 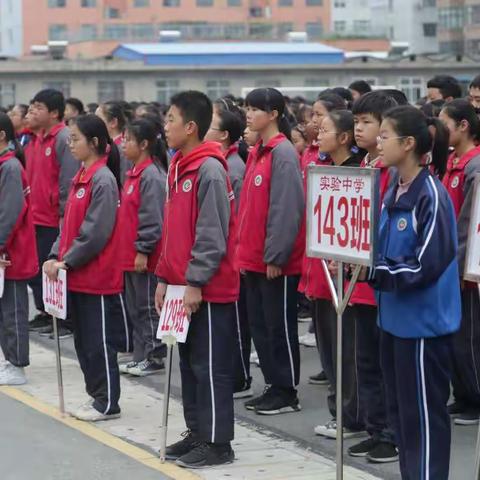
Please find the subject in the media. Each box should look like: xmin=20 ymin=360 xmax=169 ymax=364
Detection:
xmin=0 ymin=72 xmax=479 ymax=477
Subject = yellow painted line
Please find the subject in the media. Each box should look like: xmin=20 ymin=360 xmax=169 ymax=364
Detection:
xmin=0 ymin=386 xmax=201 ymax=480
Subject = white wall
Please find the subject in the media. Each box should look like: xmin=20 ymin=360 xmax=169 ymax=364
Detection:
xmin=0 ymin=0 xmax=23 ymax=57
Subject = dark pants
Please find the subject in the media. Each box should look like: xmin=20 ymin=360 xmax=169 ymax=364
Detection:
xmin=0 ymin=280 xmax=29 ymax=367
xmin=124 ymin=272 xmax=166 ymax=363
xmin=452 ymin=287 xmax=480 ymax=412
xmin=179 ymin=302 xmax=235 ymax=444
xmin=381 ymin=331 xmax=452 ymax=480
xmin=355 ymin=304 xmax=394 ymax=443
xmin=70 ymin=292 xmax=127 ymax=415
xmin=245 ymin=272 xmax=300 ymax=388
xmin=29 ymin=225 xmax=59 ymax=313
xmin=314 ymin=299 xmax=364 ymax=430
xmin=233 ymin=276 xmax=251 ymax=391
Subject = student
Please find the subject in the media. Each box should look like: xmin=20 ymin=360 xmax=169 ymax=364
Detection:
xmin=243 ymin=126 xmax=259 ymax=148
xmin=236 ymin=87 xmax=305 ymax=415
xmin=96 ymin=101 xmax=130 ymax=183
xmin=7 ymin=104 xmax=30 ymax=145
xmin=426 ymin=75 xmax=462 ymax=103
xmin=349 ymin=80 xmax=372 ymax=101
xmin=206 ymin=101 xmax=252 ymax=399
xmin=155 ymin=91 xmax=239 ymax=468
xmin=311 ymin=110 xmax=369 ymax=441
xmin=468 ymin=74 xmax=480 ymax=109
xmin=117 ymin=119 xmax=168 ymax=377
xmin=370 ymin=105 xmax=460 ymax=480
xmin=28 ymin=89 xmax=78 ymax=338
xmin=44 ymin=114 xmax=127 ymax=422
xmin=439 ymin=99 xmax=480 ymax=425
xmin=0 ymin=113 xmax=38 ymax=385
xmin=64 ymin=98 xmax=85 ymax=125
xmin=291 ymin=124 xmax=307 ymax=156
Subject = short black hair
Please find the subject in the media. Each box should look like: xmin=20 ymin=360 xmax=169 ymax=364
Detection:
xmin=170 ymin=90 xmax=213 ymax=140
xmin=379 ymin=89 xmax=409 ymax=105
xmin=352 ymin=91 xmax=398 ymax=123
xmin=470 ymin=74 xmax=480 ymax=90
xmin=66 ymin=97 xmax=85 ymax=115
xmin=32 ymin=89 xmax=65 ymax=120
xmin=331 ymin=87 xmax=353 ymax=103
xmin=427 ymin=75 xmax=462 ymax=100
xmin=348 ymin=80 xmax=372 ymax=96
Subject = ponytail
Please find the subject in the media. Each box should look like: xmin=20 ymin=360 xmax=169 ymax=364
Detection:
xmin=426 ymin=117 xmax=449 ymax=179
xmin=278 ymin=115 xmax=292 ymax=141
xmin=237 ymin=139 xmax=249 ymax=163
xmin=106 ymin=137 xmax=122 ymax=190
xmin=0 ymin=112 xmax=25 ymax=167
xmin=440 ymin=98 xmax=480 ymax=142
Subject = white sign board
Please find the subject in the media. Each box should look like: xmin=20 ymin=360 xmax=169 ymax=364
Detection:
xmin=0 ymin=267 xmax=4 ymax=299
xmin=42 ymin=269 xmax=67 ymax=320
xmin=156 ymin=285 xmax=190 ymax=343
xmin=306 ymin=166 xmax=380 ymax=266
xmin=465 ymin=175 xmax=480 ymax=283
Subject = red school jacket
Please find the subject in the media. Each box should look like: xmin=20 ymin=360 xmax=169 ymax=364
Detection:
xmin=58 ymin=158 xmax=123 ymax=294
xmin=155 ymin=142 xmax=239 ymax=303
xmin=0 ymin=151 xmax=38 ymax=280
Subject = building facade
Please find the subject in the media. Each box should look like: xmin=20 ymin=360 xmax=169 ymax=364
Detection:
xmin=0 ymin=0 xmax=330 ymax=57
xmin=330 ymin=0 xmax=384 ymax=38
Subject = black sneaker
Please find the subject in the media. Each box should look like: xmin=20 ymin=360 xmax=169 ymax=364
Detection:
xmin=164 ymin=430 xmax=201 ymax=460
xmin=29 ymin=313 xmax=52 ymax=332
xmin=176 ymin=442 xmax=234 ymax=469
xmin=254 ymin=388 xmax=301 ymax=415
xmin=348 ymin=437 xmax=379 ymax=457
xmin=49 ymin=325 xmax=73 ymax=340
xmin=38 ymin=325 xmax=54 ymax=336
xmin=297 ymin=306 xmax=312 ymax=321
xmin=234 ymin=379 xmax=253 ymax=399
xmin=244 ymin=386 xmax=271 ymax=411
xmin=308 ymin=371 xmax=329 ymax=385
xmin=454 ymin=412 xmax=480 ymax=425
xmin=367 ymin=442 xmax=399 ymax=464
xmin=448 ymin=401 xmax=467 ymax=416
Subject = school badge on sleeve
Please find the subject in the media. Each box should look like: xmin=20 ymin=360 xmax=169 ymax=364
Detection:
xmin=397 ymin=218 xmax=408 ymax=231
xmin=76 ymin=188 xmax=86 ymax=199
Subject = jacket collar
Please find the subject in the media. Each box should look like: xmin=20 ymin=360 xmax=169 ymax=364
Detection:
xmin=126 ymin=157 xmax=153 ymax=179
xmin=74 ymin=157 xmax=107 ymax=185
xmin=384 ymin=167 xmax=430 ymax=211
xmin=226 ymin=142 xmax=239 ymax=159
xmin=0 ymin=149 xmax=16 ymax=164
xmin=42 ymin=123 xmax=64 ymax=141
xmin=253 ymin=133 xmax=287 ymax=159
xmin=447 ymin=145 xmax=480 ymax=172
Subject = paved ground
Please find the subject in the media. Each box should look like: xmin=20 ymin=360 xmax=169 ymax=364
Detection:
xmin=0 ymin=392 xmax=171 ymax=480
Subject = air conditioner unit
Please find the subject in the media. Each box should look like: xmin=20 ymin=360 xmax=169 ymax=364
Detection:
xmin=31 ymin=44 xmax=49 ymax=56
xmin=287 ymin=31 xmax=308 ymax=43
xmin=159 ymin=30 xmax=181 ymax=42
xmin=47 ymin=40 xmax=68 ymax=60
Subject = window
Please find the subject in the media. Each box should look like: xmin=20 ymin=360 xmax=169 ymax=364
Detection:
xmin=255 ymin=79 xmax=281 ymax=88
xmin=197 ymin=0 xmax=213 ymax=6
xmin=163 ymin=0 xmax=180 ymax=5
xmin=304 ymin=78 xmax=329 ymax=101
xmin=104 ymin=24 xmax=128 ymax=39
xmin=423 ymin=23 xmax=437 ymax=37
xmin=400 ymin=77 xmax=423 ymax=102
xmin=228 ymin=0 xmax=241 ymax=5
xmin=249 ymin=23 xmax=273 ymax=38
xmin=334 ymin=20 xmax=346 ymax=33
xmin=43 ymin=81 xmax=71 ymax=98
xmin=334 ymin=0 xmax=345 ymax=6
xmin=439 ymin=7 xmax=465 ymax=30
xmin=467 ymin=6 xmax=480 ymax=25
xmin=81 ymin=0 xmax=96 ymax=6
xmin=80 ymin=24 xmax=97 ymax=40
xmin=0 ymin=83 xmax=15 ymax=108
xmin=277 ymin=22 xmax=293 ymax=37
xmin=48 ymin=24 xmax=68 ymax=40
xmin=423 ymin=0 xmax=435 ymax=6
xmin=278 ymin=0 xmax=292 ymax=6
xmin=48 ymin=0 xmax=66 ymax=7
xmin=98 ymin=81 xmax=124 ymax=103
xmin=131 ymin=24 xmax=155 ymax=40
xmin=206 ymin=80 xmax=230 ymax=100
xmin=306 ymin=0 xmax=322 ymax=5
xmin=134 ymin=0 xmax=149 ymax=6
xmin=249 ymin=6 xmax=264 ymax=17
xmin=156 ymin=79 xmax=180 ymax=104
xmin=224 ymin=23 xmax=246 ymax=38
xmin=306 ymin=22 xmax=323 ymax=39
xmin=105 ymin=7 xmax=120 ymax=18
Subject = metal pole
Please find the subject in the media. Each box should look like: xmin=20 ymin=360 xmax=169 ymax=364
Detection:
xmin=52 ymin=316 xmax=65 ymax=415
xmin=336 ymin=262 xmax=344 ymax=480
xmin=475 ymin=284 xmax=480 ymax=479
xmin=159 ymin=341 xmax=174 ymax=463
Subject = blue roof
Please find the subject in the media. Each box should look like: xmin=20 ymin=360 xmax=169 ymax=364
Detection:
xmin=111 ymin=42 xmax=344 ymax=66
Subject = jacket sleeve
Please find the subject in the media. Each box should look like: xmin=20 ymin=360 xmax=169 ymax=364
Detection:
xmin=228 ymin=155 xmax=245 ymax=213
xmin=264 ymin=143 xmax=305 ymax=266
xmin=62 ymin=172 xmax=118 ymax=269
xmin=186 ymin=158 xmax=230 ymax=287
xmin=55 ymin=128 xmax=79 ymax=218
xmin=371 ymin=178 xmax=457 ymax=291
xmin=135 ymin=167 xmax=165 ymax=254
xmin=457 ymin=157 xmax=480 ymax=276
xmin=0 ymin=161 xmax=25 ymax=251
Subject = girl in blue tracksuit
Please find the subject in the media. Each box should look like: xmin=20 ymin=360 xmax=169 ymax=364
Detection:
xmin=369 ymin=106 xmax=461 ymax=480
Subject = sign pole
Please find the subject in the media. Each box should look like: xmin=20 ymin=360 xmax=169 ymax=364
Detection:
xmin=336 ymin=262 xmax=344 ymax=480
xmin=159 ymin=335 xmax=175 ymax=463
xmin=52 ymin=315 xmax=65 ymax=415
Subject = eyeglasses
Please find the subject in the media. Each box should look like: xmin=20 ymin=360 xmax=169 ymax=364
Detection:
xmin=376 ymin=135 xmax=410 ymax=145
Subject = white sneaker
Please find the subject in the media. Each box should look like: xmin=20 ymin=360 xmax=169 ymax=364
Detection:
xmin=314 ymin=419 xmax=366 ymax=439
xmin=250 ymin=351 xmax=260 ymax=366
xmin=0 ymin=363 xmax=26 ymax=385
xmin=299 ymin=333 xmax=316 ymax=348
xmin=73 ymin=403 xmax=121 ymax=422
xmin=119 ymin=361 xmax=137 ymax=374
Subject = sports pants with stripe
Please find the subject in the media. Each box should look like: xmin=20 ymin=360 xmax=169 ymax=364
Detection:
xmin=451 ymin=287 xmax=480 ymax=412
xmin=69 ymin=292 xmax=128 ymax=415
xmin=233 ymin=275 xmax=251 ymax=391
xmin=245 ymin=272 xmax=300 ymax=388
xmin=179 ymin=302 xmax=235 ymax=443
xmin=124 ymin=272 xmax=166 ymax=363
xmin=381 ymin=331 xmax=452 ymax=480
xmin=0 ymin=280 xmax=29 ymax=367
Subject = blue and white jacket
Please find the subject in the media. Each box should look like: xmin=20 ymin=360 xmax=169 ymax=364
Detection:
xmin=369 ymin=168 xmax=461 ymax=339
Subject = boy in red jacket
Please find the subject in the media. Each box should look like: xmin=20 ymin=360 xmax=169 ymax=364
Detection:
xmin=155 ymin=91 xmax=239 ymax=468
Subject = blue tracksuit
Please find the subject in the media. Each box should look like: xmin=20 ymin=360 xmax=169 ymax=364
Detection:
xmin=370 ymin=168 xmax=461 ymax=480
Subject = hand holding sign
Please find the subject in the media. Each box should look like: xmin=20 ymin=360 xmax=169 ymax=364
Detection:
xmin=156 ymin=285 xmax=190 ymax=343
xmin=42 ymin=268 xmax=67 ymax=320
